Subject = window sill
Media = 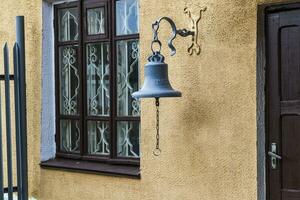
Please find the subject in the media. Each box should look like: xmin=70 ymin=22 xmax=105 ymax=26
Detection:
xmin=40 ymin=158 xmax=140 ymax=179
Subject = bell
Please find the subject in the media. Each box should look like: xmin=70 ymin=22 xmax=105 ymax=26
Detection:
xmin=132 ymin=53 xmax=182 ymax=99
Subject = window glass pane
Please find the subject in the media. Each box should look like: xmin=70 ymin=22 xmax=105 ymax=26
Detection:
xmin=117 ymin=39 xmax=140 ymax=116
xmin=87 ymin=121 xmax=110 ymax=155
xmin=117 ymin=121 xmax=140 ymax=158
xmin=86 ymin=43 xmax=110 ymax=116
xmin=58 ymin=8 xmax=79 ymax=42
xmin=60 ymin=120 xmax=80 ymax=153
xmin=87 ymin=7 xmax=106 ymax=35
xmin=59 ymin=45 xmax=80 ymax=115
xmin=116 ymin=0 xmax=139 ymax=35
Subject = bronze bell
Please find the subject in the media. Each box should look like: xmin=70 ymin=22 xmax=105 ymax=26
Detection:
xmin=132 ymin=52 xmax=181 ymax=99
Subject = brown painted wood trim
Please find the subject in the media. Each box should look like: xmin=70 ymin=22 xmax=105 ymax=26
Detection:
xmin=54 ymin=3 xmax=61 ymax=158
xmin=256 ymin=4 xmax=267 ymax=200
xmin=265 ymin=1 xmax=300 ymax=13
xmin=114 ymin=34 xmax=140 ymax=41
xmin=83 ymin=1 xmax=109 ymax=41
xmin=281 ymin=100 xmax=300 ymax=115
xmin=57 ymin=115 xmax=81 ymax=120
xmin=110 ymin=0 xmax=116 ymax=159
xmin=40 ymin=158 xmax=140 ymax=178
xmin=82 ymin=156 xmax=139 ymax=165
xmin=56 ymin=41 xmax=78 ymax=46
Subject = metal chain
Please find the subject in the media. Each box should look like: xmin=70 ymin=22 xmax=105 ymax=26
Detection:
xmin=152 ymin=22 xmax=159 ymax=41
xmin=151 ymin=22 xmax=162 ymax=54
xmin=153 ymin=98 xmax=161 ymax=156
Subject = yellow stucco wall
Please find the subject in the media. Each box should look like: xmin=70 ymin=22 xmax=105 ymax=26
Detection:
xmin=0 ymin=0 xmax=297 ymax=199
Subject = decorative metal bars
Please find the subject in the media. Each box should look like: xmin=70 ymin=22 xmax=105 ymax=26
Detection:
xmin=60 ymin=120 xmax=80 ymax=153
xmin=60 ymin=46 xmax=79 ymax=115
xmin=56 ymin=1 xmax=140 ymax=159
xmin=0 ymin=16 xmax=28 ymax=200
xmin=116 ymin=0 xmax=139 ymax=35
xmin=86 ymin=43 xmax=110 ymax=116
xmin=88 ymin=121 xmax=110 ymax=155
xmin=117 ymin=121 xmax=139 ymax=157
xmin=57 ymin=7 xmax=81 ymax=154
xmin=117 ymin=40 xmax=140 ymax=158
xmin=59 ymin=45 xmax=80 ymax=153
xmin=115 ymin=0 xmax=140 ymax=158
xmin=59 ymin=8 xmax=79 ymax=42
xmin=87 ymin=8 xmax=105 ymax=35
xmin=86 ymin=42 xmax=111 ymax=155
xmin=117 ymin=40 xmax=140 ymax=116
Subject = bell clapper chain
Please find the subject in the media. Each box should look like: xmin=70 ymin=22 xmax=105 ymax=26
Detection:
xmin=153 ymin=97 xmax=161 ymax=156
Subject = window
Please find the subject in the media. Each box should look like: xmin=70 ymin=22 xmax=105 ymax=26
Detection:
xmin=54 ymin=0 xmax=140 ymax=166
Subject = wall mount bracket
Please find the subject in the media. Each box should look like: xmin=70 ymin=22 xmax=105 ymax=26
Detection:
xmin=150 ymin=6 xmax=206 ymax=56
xmin=184 ymin=6 xmax=207 ymax=55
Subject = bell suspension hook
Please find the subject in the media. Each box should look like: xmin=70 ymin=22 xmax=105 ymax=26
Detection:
xmin=151 ymin=16 xmax=194 ymax=57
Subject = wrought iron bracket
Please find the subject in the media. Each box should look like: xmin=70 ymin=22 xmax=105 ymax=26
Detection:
xmin=150 ymin=7 xmax=206 ymax=57
xmin=184 ymin=6 xmax=207 ymax=55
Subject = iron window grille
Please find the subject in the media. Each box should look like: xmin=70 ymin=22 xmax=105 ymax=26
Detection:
xmin=54 ymin=0 xmax=140 ymax=166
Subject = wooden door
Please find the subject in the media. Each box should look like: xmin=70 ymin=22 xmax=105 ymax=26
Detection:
xmin=267 ymin=8 xmax=300 ymax=200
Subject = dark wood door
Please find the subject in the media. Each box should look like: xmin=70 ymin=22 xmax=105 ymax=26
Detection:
xmin=267 ymin=8 xmax=300 ymax=200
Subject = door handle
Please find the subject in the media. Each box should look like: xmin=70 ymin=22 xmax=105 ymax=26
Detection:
xmin=268 ymin=151 xmax=282 ymax=160
xmin=268 ymin=143 xmax=281 ymax=169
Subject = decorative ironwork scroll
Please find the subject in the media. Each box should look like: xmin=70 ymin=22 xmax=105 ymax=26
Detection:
xmin=61 ymin=46 xmax=79 ymax=115
xmin=87 ymin=43 xmax=110 ymax=116
xmin=88 ymin=121 xmax=110 ymax=155
xmin=117 ymin=122 xmax=139 ymax=157
xmin=116 ymin=39 xmax=140 ymax=158
xmin=117 ymin=40 xmax=140 ymax=116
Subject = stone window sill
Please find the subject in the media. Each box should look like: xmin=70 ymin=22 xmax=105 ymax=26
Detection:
xmin=40 ymin=158 xmax=140 ymax=179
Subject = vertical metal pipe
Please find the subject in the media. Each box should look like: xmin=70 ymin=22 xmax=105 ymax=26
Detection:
xmin=4 ymin=43 xmax=13 ymax=200
xmin=0 ymin=49 xmax=4 ymax=200
xmin=13 ymin=43 xmax=22 ymax=200
xmin=16 ymin=16 xmax=28 ymax=200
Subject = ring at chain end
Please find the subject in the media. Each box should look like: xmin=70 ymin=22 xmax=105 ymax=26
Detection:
xmin=153 ymin=148 xmax=161 ymax=156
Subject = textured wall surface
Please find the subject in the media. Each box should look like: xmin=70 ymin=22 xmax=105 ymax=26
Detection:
xmin=0 ymin=0 xmax=297 ymax=200
xmin=38 ymin=0 xmax=257 ymax=199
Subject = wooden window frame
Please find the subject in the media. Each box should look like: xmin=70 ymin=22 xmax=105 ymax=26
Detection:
xmin=53 ymin=0 xmax=140 ymax=167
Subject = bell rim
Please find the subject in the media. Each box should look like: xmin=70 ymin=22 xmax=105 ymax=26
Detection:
xmin=132 ymin=90 xmax=182 ymax=99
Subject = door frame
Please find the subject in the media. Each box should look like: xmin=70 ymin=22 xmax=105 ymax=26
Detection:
xmin=257 ymin=2 xmax=300 ymax=200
